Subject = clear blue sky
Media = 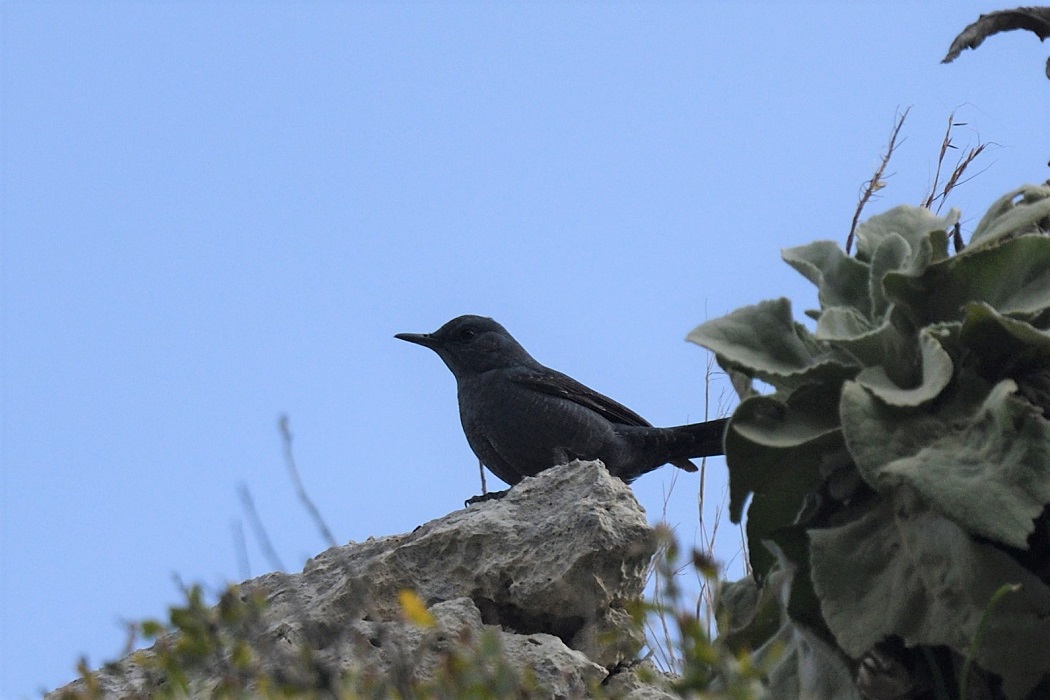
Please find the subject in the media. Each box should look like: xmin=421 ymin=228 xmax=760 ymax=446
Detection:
xmin=2 ymin=2 xmax=1047 ymax=697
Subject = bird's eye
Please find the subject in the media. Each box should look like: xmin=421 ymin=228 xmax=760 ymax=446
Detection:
xmin=459 ymin=327 xmax=477 ymax=341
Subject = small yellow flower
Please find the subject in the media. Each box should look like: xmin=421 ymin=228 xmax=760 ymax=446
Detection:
xmin=398 ymin=589 xmax=435 ymax=628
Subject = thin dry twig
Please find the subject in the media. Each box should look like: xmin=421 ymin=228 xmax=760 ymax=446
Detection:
xmin=652 ymin=544 xmax=680 ymax=674
xmin=697 ymin=352 xmax=715 ymax=526
xmin=933 ymin=145 xmax=990 ymax=215
xmin=738 ymin=516 xmax=752 ymax=579
xmin=641 ymin=526 xmax=680 ymax=674
xmin=693 ymin=350 xmax=733 ymax=636
xmin=279 ymin=414 xmax=338 ymax=548
xmin=921 ymin=111 xmax=989 ymax=215
xmin=651 ymin=479 xmax=687 ymax=673
xmin=846 ymin=108 xmax=910 ymax=254
xmin=233 ymin=519 xmax=251 ymax=580
xmin=923 ymin=111 xmax=957 ymax=210
xmin=645 ymin=338 xmax=738 ymax=668
xmin=238 ymin=484 xmax=286 ymax=572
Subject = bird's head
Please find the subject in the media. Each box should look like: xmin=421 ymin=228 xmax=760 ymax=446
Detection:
xmin=396 ymin=315 xmax=537 ymax=379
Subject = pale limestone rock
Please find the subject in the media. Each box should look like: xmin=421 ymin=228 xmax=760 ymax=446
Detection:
xmin=49 ymin=460 xmax=661 ymax=698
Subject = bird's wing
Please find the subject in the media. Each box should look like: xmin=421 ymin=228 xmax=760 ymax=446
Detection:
xmin=508 ymin=366 xmax=654 ymax=427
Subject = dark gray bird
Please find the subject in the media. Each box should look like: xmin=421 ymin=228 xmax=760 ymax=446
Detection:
xmin=396 ymin=315 xmax=727 ymax=488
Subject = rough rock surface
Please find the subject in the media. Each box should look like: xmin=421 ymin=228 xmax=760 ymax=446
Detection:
xmin=49 ymin=460 xmax=673 ymax=698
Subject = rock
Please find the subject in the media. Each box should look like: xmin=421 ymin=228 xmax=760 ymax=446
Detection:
xmin=48 ymin=460 xmax=659 ymax=698
xmin=603 ymin=660 xmax=680 ymax=700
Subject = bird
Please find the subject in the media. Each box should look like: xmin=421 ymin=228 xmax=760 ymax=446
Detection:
xmin=395 ymin=315 xmax=727 ymax=491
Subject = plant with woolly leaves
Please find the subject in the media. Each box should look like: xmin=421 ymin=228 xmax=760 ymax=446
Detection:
xmin=690 ymin=184 xmax=1050 ymax=699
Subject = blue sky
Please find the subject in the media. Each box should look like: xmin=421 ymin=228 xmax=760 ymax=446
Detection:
xmin=2 ymin=2 xmax=1048 ymax=697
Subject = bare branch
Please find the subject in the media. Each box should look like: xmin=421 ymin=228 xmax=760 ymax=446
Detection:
xmin=238 ymin=484 xmax=286 ymax=572
xmin=847 ymin=108 xmax=909 ymax=254
xmin=919 ymin=112 xmax=990 ymax=217
xmin=233 ymin=519 xmax=251 ymax=580
xmin=936 ymin=144 xmax=989 ymax=215
xmin=279 ymin=415 xmax=337 ymax=548
xmin=922 ymin=111 xmax=959 ymax=210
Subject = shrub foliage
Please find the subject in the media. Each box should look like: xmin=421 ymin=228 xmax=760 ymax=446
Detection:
xmin=690 ymin=184 xmax=1050 ymax=699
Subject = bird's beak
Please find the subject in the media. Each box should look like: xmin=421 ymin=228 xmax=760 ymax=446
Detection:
xmin=395 ymin=332 xmax=440 ymax=349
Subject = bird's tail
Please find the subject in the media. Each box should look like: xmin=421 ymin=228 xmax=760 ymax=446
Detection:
xmin=616 ymin=417 xmax=728 ymax=481
xmin=677 ymin=417 xmax=728 ymax=459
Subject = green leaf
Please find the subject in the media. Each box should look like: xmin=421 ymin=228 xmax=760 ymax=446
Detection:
xmin=726 ymin=387 xmax=842 ymax=521
xmin=816 ymin=310 xmax=915 ymax=378
xmin=688 ymin=298 xmax=857 ymax=392
xmin=968 ymin=184 xmax=1050 ymax=248
xmin=762 ymin=623 xmax=862 ymax=700
xmin=841 ymin=379 xmax=1050 ymax=548
xmin=868 ymin=232 xmax=913 ymax=320
xmin=749 ymin=540 xmax=861 ymax=700
xmin=885 ymin=234 xmax=1050 ymax=324
xmin=767 ymin=525 xmax=827 ymax=634
xmin=725 ymin=386 xmax=844 ymax=576
xmin=960 ymin=302 xmax=1050 ymax=378
xmin=852 ymin=205 xmax=957 ymax=265
xmin=855 ymin=328 xmax=953 ymax=407
xmin=139 ymin=619 xmax=166 ymax=638
xmin=782 ymin=241 xmax=872 ymax=318
xmin=814 ymin=306 xmax=874 ymax=342
xmin=717 ymin=576 xmax=782 ymax=654
xmin=744 ymin=493 xmax=811 ymax=579
xmin=809 ymin=489 xmax=1050 ymax=699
